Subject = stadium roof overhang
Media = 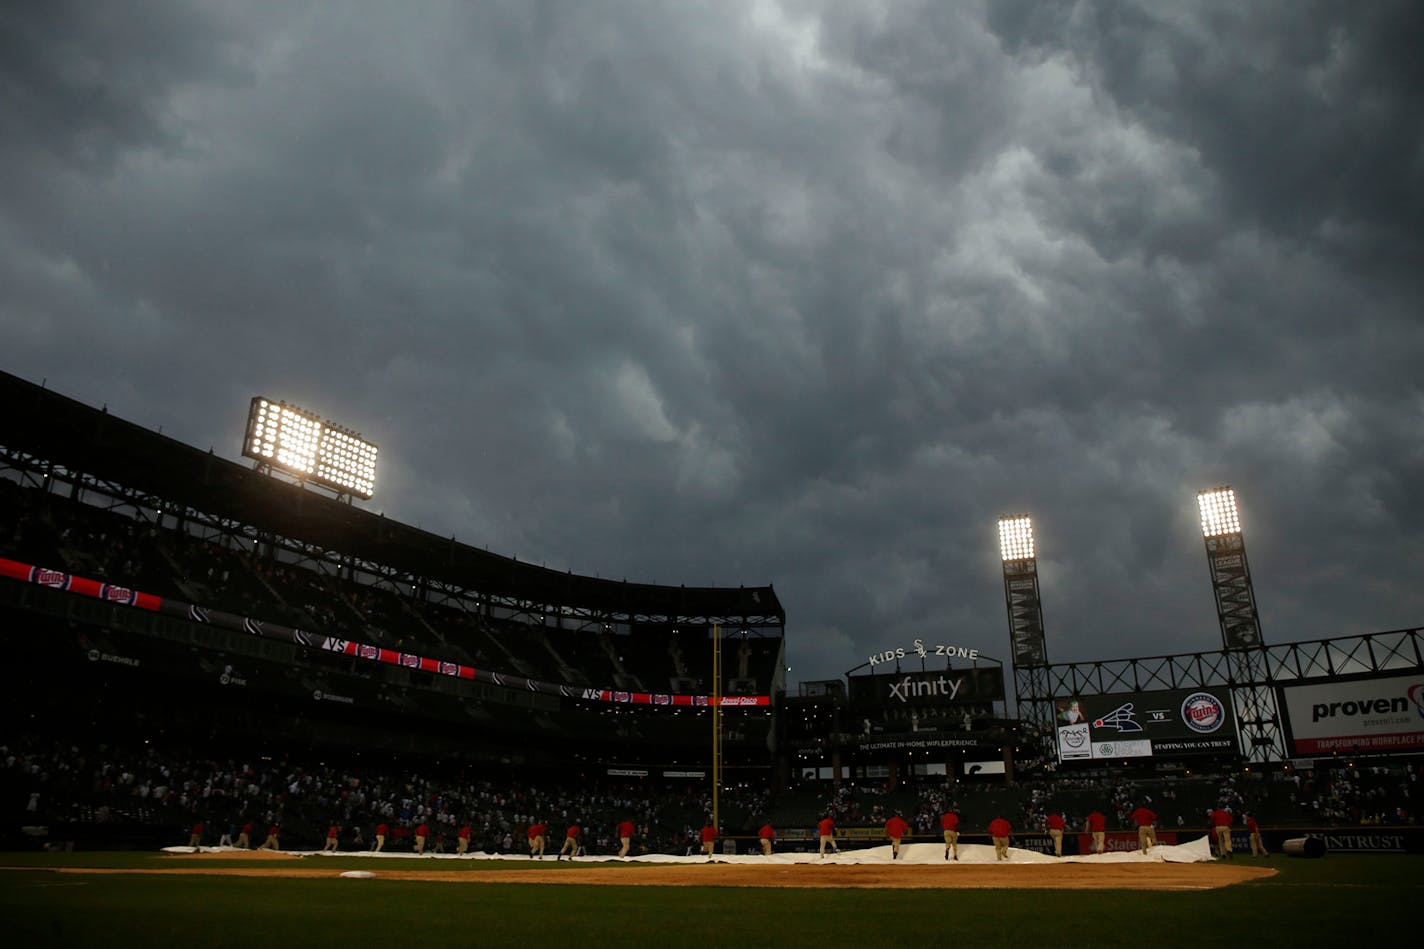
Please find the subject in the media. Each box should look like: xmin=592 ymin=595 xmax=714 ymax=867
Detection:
xmin=0 ymin=370 xmax=784 ymax=625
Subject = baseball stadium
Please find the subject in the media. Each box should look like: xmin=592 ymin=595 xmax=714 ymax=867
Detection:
xmin=1 ymin=369 xmax=1420 ymax=947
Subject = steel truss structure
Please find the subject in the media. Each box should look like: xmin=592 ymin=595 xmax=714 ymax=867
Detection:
xmin=1015 ymin=627 xmax=1424 ymax=763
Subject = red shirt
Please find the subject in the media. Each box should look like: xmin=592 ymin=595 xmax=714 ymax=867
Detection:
xmin=700 ymin=825 xmax=717 ymax=843
xmin=241 ymin=822 xmax=254 ymax=835
xmin=528 ymin=823 xmax=546 ymax=839
xmin=565 ymin=825 xmax=580 ymax=839
xmin=267 ymin=825 xmax=280 ymax=837
xmin=1210 ymin=809 xmax=1233 ymax=828
xmin=327 ymin=825 xmax=340 ymax=839
xmin=1046 ymin=813 xmax=1066 ymax=831
xmin=458 ymin=825 xmax=472 ymax=840
xmin=416 ymin=824 xmax=430 ymax=837
xmin=941 ymin=812 xmax=959 ymax=831
xmin=192 ymin=823 xmax=204 ymax=835
xmin=758 ymin=824 xmax=775 ymax=840
xmin=989 ymin=818 xmax=1012 ymax=838
xmin=885 ymin=816 xmax=909 ymax=839
xmin=1246 ymin=817 xmax=1260 ymax=833
xmin=617 ymin=821 xmax=635 ymax=838
xmin=817 ymin=818 xmax=835 ymax=837
xmin=1131 ymin=807 xmax=1157 ymax=828
xmin=1086 ymin=812 xmax=1106 ymax=831
xmin=376 ymin=823 xmax=388 ymax=836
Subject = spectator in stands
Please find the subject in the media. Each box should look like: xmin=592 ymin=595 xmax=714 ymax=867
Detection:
xmin=941 ymin=808 xmax=960 ymax=861
xmin=700 ymin=822 xmax=717 ymax=859
xmin=885 ymin=812 xmax=910 ymax=860
xmin=1085 ymin=810 xmax=1106 ymax=854
xmin=1046 ymin=810 xmax=1066 ymax=857
xmin=817 ymin=815 xmax=838 ymax=857
xmin=1131 ymin=804 xmax=1158 ymax=853
xmin=758 ymin=820 xmax=775 ymax=856
xmin=989 ymin=816 xmax=1012 ymax=861
xmin=617 ymin=818 xmax=635 ymax=857
xmin=557 ymin=822 xmax=580 ymax=860
xmin=1209 ymin=807 xmax=1233 ymax=859
xmin=528 ymin=821 xmax=547 ymax=858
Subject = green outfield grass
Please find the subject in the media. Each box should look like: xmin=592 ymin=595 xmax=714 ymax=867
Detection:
xmin=2 ymin=852 xmax=1418 ymax=949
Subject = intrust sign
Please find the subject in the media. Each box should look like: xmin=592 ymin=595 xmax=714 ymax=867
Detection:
xmin=1282 ymin=674 xmax=1424 ymax=754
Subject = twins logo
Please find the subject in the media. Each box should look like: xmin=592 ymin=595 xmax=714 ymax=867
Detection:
xmin=33 ymin=568 xmax=70 ymax=589
xmin=400 ymin=653 xmax=420 ymax=668
xmin=1181 ymin=692 xmax=1227 ymax=733
xmin=439 ymin=662 xmax=458 ymax=676
xmin=359 ymin=644 xmax=380 ymax=660
xmin=1093 ymin=703 xmax=1144 ymax=733
xmin=101 ymin=584 xmax=137 ymax=605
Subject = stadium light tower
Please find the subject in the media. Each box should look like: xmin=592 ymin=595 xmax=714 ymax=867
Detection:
xmin=1196 ymin=486 xmax=1263 ymax=650
xmin=998 ymin=515 xmax=1047 ymax=667
xmin=242 ymin=397 xmax=379 ymax=501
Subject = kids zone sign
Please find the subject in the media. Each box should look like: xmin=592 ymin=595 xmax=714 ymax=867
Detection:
xmin=1055 ymin=687 xmax=1239 ymax=761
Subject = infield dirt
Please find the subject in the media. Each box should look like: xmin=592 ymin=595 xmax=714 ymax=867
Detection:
xmin=51 ymin=853 xmax=1275 ymax=891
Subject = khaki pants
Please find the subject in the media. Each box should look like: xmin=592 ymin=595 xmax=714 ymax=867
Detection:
xmin=1091 ymin=831 xmax=1104 ymax=853
xmin=1137 ymin=825 xmax=1156 ymax=852
xmin=760 ymin=838 xmax=773 ymax=856
xmin=415 ymin=835 xmax=426 ymax=854
xmin=1049 ymin=828 xmax=1063 ymax=856
xmin=702 ymin=840 xmax=715 ymax=857
xmin=236 ymin=833 xmax=250 ymax=849
xmin=374 ymin=835 xmax=385 ymax=852
xmin=457 ymin=838 xmax=469 ymax=854
xmin=1250 ymin=832 xmax=1266 ymax=856
xmin=619 ymin=836 xmax=631 ymax=857
xmin=993 ymin=836 xmax=1009 ymax=860
xmin=819 ymin=834 xmax=837 ymax=855
xmin=559 ymin=837 xmax=577 ymax=857
xmin=943 ymin=830 xmax=958 ymax=857
xmin=1214 ymin=826 xmax=1232 ymax=855
xmin=530 ymin=836 xmax=544 ymax=857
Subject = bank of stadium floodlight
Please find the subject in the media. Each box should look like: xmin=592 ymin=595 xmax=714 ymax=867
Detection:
xmin=243 ymin=397 xmax=379 ymax=500
xmin=1196 ymin=486 xmax=1263 ymax=649
xmin=998 ymin=515 xmax=1047 ymax=667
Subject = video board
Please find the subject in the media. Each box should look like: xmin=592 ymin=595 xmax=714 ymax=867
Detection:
xmin=1279 ymin=673 xmax=1424 ymax=755
xmin=1054 ymin=687 xmax=1238 ymax=761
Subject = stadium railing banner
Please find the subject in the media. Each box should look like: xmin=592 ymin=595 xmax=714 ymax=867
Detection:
xmin=1278 ymin=673 xmax=1424 ymax=755
xmin=1053 ymin=687 xmax=1239 ymax=761
xmin=0 ymin=556 xmax=769 ymax=708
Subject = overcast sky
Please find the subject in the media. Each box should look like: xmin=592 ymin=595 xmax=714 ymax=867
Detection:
xmin=3 ymin=0 xmax=1422 ymax=688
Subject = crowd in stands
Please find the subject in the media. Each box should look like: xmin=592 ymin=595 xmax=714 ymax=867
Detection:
xmin=0 ymin=479 xmax=781 ymax=698
xmin=1 ymin=730 xmax=769 ymax=856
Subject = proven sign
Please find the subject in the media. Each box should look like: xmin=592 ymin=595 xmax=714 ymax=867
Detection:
xmin=1281 ymin=674 xmax=1424 ymax=755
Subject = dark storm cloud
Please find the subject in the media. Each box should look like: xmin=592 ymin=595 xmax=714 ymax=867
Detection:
xmin=2 ymin=0 xmax=1422 ymax=687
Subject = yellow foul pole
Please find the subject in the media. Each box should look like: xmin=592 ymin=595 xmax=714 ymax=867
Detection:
xmin=712 ymin=622 xmax=722 ymax=834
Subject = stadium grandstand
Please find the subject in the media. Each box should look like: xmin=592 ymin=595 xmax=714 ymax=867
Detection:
xmin=1 ymin=369 xmax=1420 ymax=858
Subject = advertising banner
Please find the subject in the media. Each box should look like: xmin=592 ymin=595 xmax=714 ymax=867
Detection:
xmin=848 ymin=667 xmax=1005 ymax=709
xmin=1279 ymin=674 xmax=1424 ymax=755
xmin=1054 ymin=687 xmax=1238 ymax=761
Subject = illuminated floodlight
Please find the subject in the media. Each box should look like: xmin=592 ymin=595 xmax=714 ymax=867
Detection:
xmin=243 ymin=397 xmax=379 ymax=499
xmin=998 ymin=515 xmax=1035 ymax=561
xmin=1197 ymin=487 xmax=1241 ymax=537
